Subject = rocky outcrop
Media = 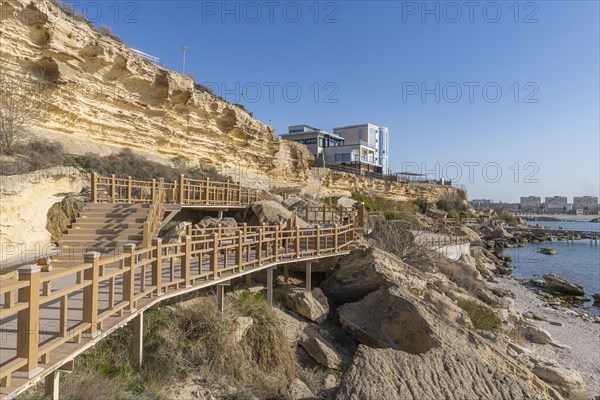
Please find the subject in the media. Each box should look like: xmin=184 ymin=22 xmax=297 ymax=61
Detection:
xmin=321 ymin=247 xmax=436 ymax=304
xmin=528 ymin=356 xmax=586 ymax=398
xmin=336 ymin=346 xmax=560 ymax=400
xmin=543 ymin=274 xmax=585 ymax=296
xmin=299 ymin=333 xmax=343 ymax=370
xmin=0 ymin=167 xmax=85 ymax=265
xmin=338 ymin=286 xmax=442 ymax=353
xmin=278 ymin=285 xmax=329 ymax=323
xmin=243 ymin=201 xmax=307 ymax=227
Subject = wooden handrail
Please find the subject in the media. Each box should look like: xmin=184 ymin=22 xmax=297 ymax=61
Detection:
xmin=0 ymin=221 xmax=355 ymax=390
xmin=91 ymin=173 xmax=261 ymax=206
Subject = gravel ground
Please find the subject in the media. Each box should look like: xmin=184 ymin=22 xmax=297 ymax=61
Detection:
xmin=491 ymin=278 xmax=600 ymax=397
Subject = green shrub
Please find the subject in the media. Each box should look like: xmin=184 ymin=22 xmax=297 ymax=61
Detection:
xmin=501 ymin=212 xmax=520 ymax=227
xmin=456 ymin=298 xmax=501 ymax=331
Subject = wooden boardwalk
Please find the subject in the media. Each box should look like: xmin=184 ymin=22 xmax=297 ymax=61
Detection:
xmin=0 ymin=173 xmax=360 ymax=399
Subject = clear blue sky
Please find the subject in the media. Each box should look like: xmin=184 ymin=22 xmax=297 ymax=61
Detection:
xmin=72 ymin=0 xmax=599 ymax=203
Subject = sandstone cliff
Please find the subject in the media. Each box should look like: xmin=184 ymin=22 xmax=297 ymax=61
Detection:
xmin=0 ymin=0 xmax=312 ymax=182
xmin=0 ymin=0 xmax=465 ymax=204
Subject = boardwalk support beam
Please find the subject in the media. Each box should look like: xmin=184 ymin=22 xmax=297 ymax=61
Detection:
xmin=216 ymin=281 xmax=230 ymax=313
xmin=266 ymin=267 xmax=274 ymax=306
xmin=133 ymin=312 xmax=143 ymax=367
xmin=305 ymin=261 xmax=312 ymax=290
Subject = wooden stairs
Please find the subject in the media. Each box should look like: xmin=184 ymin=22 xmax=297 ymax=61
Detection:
xmin=56 ymin=203 xmax=156 ymax=263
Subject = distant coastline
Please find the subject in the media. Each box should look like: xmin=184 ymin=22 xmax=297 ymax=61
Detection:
xmin=519 ymin=213 xmax=599 ymax=222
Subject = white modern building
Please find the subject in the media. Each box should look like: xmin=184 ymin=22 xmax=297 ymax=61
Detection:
xmin=333 ymin=123 xmax=390 ymax=174
xmin=280 ymin=124 xmax=388 ymax=174
xmin=544 ymin=196 xmax=569 ymax=214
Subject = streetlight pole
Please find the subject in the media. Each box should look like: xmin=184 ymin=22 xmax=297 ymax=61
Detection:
xmin=181 ymin=46 xmax=188 ymax=75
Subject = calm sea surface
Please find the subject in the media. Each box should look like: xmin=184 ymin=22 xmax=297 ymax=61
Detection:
xmin=502 ymin=240 xmax=600 ymax=315
xmin=526 ymin=220 xmax=600 ymax=232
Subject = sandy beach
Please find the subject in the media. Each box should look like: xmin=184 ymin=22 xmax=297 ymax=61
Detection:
xmin=490 ymin=278 xmax=600 ymax=397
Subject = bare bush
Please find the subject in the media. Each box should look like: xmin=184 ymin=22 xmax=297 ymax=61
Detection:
xmin=0 ymin=72 xmax=46 ymax=153
xmin=437 ymin=258 xmax=485 ymax=293
xmin=369 ymin=219 xmax=436 ymax=269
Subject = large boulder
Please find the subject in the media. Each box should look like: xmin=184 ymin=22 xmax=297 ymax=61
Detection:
xmin=321 ymin=248 xmax=436 ymax=304
xmin=299 ymin=332 xmax=344 ymax=370
xmin=160 ymin=221 xmax=191 ymax=244
xmin=338 ymin=286 xmax=442 ymax=354
xmin=520 ymin=323 xmax=554 ymax=345
xmin=277 ymin=285 xmax=329 ymax=323
xmin=282 ymin=196 xmax=322 ymax=214
xmin=336 ymin=346 xmax=560 ymax=400
xmin=529 ymin=356 xmax=586 ymax=398
xmin=195 ymin=216 xmax=238 ymax=230
xmin=336 ymin=196 xmax=357 ymax=209
xmin=459 ymin=226 xmax=483 ymax=244
xmin=244 ymin=200 xmax=308 ymax=227
xmin=271 ymin=307 xmax=308 ymax=346
xmin=423 ymin=289 xmax=472 ymax=327
xmin=542 ymin=274 xmax=585 ymax=296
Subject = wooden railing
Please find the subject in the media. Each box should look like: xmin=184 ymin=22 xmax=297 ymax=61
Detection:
xmin=303 ymin=206 xmax=355 ymax=224
xmin=142 ymin=178 xmax=165 ymax=248
xmin=0 ymin=223 xmax=354 ymax=389
xmin=90 ymin=173 xmax=261 ymax=206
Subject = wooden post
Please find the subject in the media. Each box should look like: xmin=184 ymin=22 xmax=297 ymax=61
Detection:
xmin=274 ymin=226 xmax=280 ymax=262
xmin=216 ymin=284 xmax=225 ymax=313
xmin=238 ymin=184 xmax=242 ymax=205
xmin=91 ymin=172 xmax=97 ymax=202
xmin=82 ymin=252 xmax=101 ymax=338
xmin=16 ymin=265 xmax=43 ymax=378
xmin=124 ymin=243 xmax=137 ymax=312
xmin=357 ymin=202 xmax=365 ymax=227
xmin=132 ymin=312 xmax=143 ymax=367
xmin=266 ymin=267 xmax=274 ymax=306
xmin=256 ymin=228 xmax=263 ymax=265
xmin=44 ymin=370 xmax=60 ymax=400
xmin=226 ymin=180 xmax=230 ymax=204
xmin=127 ymin=176 xmax=132 ymax=203
xmin=211 ymin=233 xmax=219 ymax=278
xmin=152 ymin=238 xmax=163 ymax=295
xmin=236 ymin=230 xmax=243 ymax=270
xmin=284 ymin=264 xmax=289 ymax=282
xmin=245 ymin=273 xmax=251 ymax=285
xmin=242 ymin=222 xmax=247 ymax=236
xmin=322 ymin=206 xmax=326 ymax=224
xmin=182 ymin=235 xmax=191 ymax=286
xmin=110 ymin=174 xmax=116 ymax=202
xmin=316 ymin=226 xmax=321 ymax=255
xmin=151 ymin=179 xmax=156 ymax=202
xmin=295 ymin=226 xmax=301 ymax=258
xmin=334 ymin=224 xmax=339 ymax=252
xmin=305 ymin=261 xmax=312 ymax=290
xmin=178 ymin=174 xmax=185 ymax=204
xmin=205 ymin=177 xmax=210 ymax=204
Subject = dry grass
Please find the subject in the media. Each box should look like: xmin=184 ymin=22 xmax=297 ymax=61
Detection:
xmin=437 ymin=259 xmax=485 ymax=294
xmin=507 ymin=325 xmax=526 ymax=345
xmin=18 ymin=291 xmax=296 ymax=400
xmin=368 ymin=220 xmax=435 ymax=269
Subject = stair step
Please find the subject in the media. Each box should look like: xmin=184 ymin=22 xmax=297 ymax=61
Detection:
xmin=74 ymin=217 xmax=148 ymax=223
xmin=85 ymin=203 xmax=152 ymax=209
xmin=67 ymin=228 xmax=143 ymax=235
xmin=79 ymin=212 xmax=149 ymax=218
xmin=62 ymin=234 xmax=144 ymax=241
xmin=59 ymin=239 xmax=141 ymax=248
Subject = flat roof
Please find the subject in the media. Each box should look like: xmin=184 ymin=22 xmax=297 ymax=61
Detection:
xmin=280 ymin=131 xmax=344 ymax=140
xmin=333 ymin=123 xmax=388 ymax=130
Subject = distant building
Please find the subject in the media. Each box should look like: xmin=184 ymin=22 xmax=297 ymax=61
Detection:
xmin=333 ymin=123 xmax=390 ymax=174
xmin=574 ymin=196 xmax=599 ymax=214
xmin=544 ymin=196 xmax=568 ymax=214
xmin=520 ymin=196 xmax=541 ymax=212
xmin=471 ymin=199 xmax=493 ymax=206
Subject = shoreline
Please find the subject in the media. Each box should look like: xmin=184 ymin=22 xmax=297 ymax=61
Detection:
xmin=490 ymin=278 xmax=600 ymax=397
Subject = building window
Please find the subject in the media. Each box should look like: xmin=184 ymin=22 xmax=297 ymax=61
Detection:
xmin=305 ymin=138 xmax=317 ymax=144
xmin=335 ymin=153 xmax=351 ymax=162
xmin=319 ymin=138 xmax=325 ymax=147
xmin=296 ymin=139 xmax=305 ymax=144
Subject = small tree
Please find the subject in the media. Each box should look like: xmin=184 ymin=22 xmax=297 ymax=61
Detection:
xmin=0 ymin=72 xmax=46 ymax=154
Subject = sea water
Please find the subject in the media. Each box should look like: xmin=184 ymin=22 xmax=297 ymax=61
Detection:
xmin=502 ymin=240 xmax=600 ymax=315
